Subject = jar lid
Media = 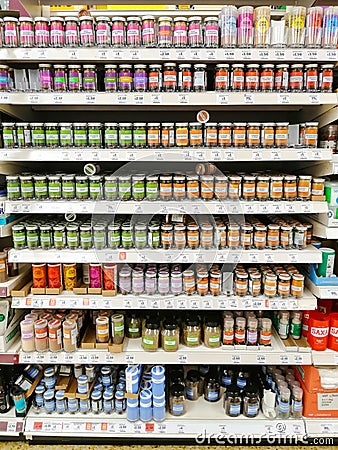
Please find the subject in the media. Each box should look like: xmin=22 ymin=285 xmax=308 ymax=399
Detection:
xmin=276 ymin=64 xmax=290 ymax=68
xmin=321 ymin=64 xmax=334 ymax=69
xmin=112 ymin=16 xmax=126 ymax=22
xmin=284 ymin=175 xmax=296 ymax=181
xmin=204 ymin=16 xmax=218 ymax=21
xmin=145 ymin=320 xmax=160 ymax=329
xmin=262 ymin=64 xmax=275 ymax=68
xmin=257 ymin=175 xmax=270 ymax=180
xmin=305 ymin=63 xmax=318 ymax=68
xmin=158 ymin=16 xmax=173 ymax=22
xmin=43 ymin=389 xmax=55 ymax=400
xmin=188 ymin=16 xmax=202 ymax=21
xmin=219 ymin=122 xmax=232 ymax=126
xmin=96 ymin=16 xmax=110 ymax=21
xmin=149 ymin=64 xmax=162 ymax=69
xmin=83 ymin=64 xmax=96 ymax=69
xmin=233 ymin=122 xmax=247 ymax=126
xmin=262 ymin=122 xmax=275 ymax=127
xmin=35 ymin=17 xmax=49 ymax=22
xmin=4 ymin=17 xmax=18 ymax=22
xmin=291 ymin=64 xmax=304 ymax=68
xmin=163 ymin=320 xmax=178 ymax=330
xmin=248 ymin=122 xmax=261 ymax=127
xmin=305 ymin=122 xmax=319 ymax=126
xmin=54 ymin=64 xmax=67 ymax=69
xmin=134 ymin=64 xmax=147 ymax=69
xmin=171 ymin=383 xmax=185 ymax=397
xmin=119 ymin=122 xmax=132 ymax=127
xmin=65 ymin=16 xmax=79 ymax=22
xmin=276 ymin=122 xmax=289 ymax=126
xmin=68 ymin=65 xmax=81 ymax=70
xmin=119 ymin=64 xmax=132 ymax=69
xmin=186 ymin=369 xmax=200 ymax=382
xmin=126 ymin=16 xmax=141 ymax=21
xmin=31 ymin=122 xmax=44 ymax=126
xmin=105 ymin=122 xmax=118 ymax=127
xmin=216 ymin=64 xmax=229 ymax=68
xmin=233 ymin=64 xmax=244 ymax=68
xmin=162 ymin=122 xmax=174 ymax=127
xmin=205 ymin=318 xmax=219 ymax=327
xmin=292 ymin=273 xmax=304 ymax=280
xmin=91 ymin=389 xmax=102 ymax=400
xmin=19 ymin=17 xmax=33 ymax=22
xmin=268 ymin=224 xmax=280 ymax=230
xmin=205 ymin=122 xmax=217 ymax=127
xmin=142 ymin=15 xmax=155 ymax=20
xmin=299 ymin=175 xmax=312 ymax=180
xmin=164 ymin=62 xmax=176 ymax=67
xmin=79 ymin=16 xmax=94 ymax=22
xmin=2 ymin=122 xmax=15 ymax=126
xmin=16 ymin=122 xmax=29 ymax=126
xmin=179 ymin=63 xmax=192 ymax=69
xmin=194 ymin=63 xmax=207 ymax=68
xmin=133 ymin=123 xmax=146 ymax=127
xmin=247 ymin=64 xmax=260 ymax=68
xmin=50 ymin=16 xmax=64 ymax=22
xmin=147 ymin=122 xmax=161 ymax=127
xmin=59 ymin=122 xmax=72 ymax=127
xmin=44 ymin=367 xmax=55 ymax=377
xmin=45 ymin=122 xmax=59 ymax=127
xmin=313 ymin=178 xmax=325 ymax=182
xmin=174 ymin=17 xmax=188 ymax=22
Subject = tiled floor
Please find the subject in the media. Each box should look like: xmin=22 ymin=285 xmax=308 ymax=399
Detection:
xmin=0 ymin=445 xmax=335 ymax=450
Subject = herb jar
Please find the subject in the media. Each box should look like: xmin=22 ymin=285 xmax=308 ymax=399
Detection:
xmin=142 ymin=320 xmax=160 ymax=352
xmin=2 ymin=122 xmax=15 ymax=148
xmin=247 ymin=317 xmax=258 ymax=346
xmin=174 ymin=17 xmax=188 ymax=47
xmin=200 ymin=175 xmax=214 ymax=201
xmin=45 ymin=123 xmax=59 ymax=148
xmin=19 ymin=17 xmax=34 ymax=48
xmin=59 ymin=123 xmax=73 ymax=147
xmin=320 ymin=64 xmax=334 ymax=92
xmin=75 ymin=175 xmax=89 ymax=200
xmin=83 ymin=65 xmax=97 ymax=92
xmin=205 ymin=123 xmax=218 ymax=148
xmin=160 ymin=174 xmax=173 ymax=201
xmin=126 ymin=314 xmax=141 ymax=339
xmin=294 ymin=225 xmax=307 ymax=250
xmin=67 ymin=224 xmax=79 ymax=250
xmin=162 ymin=320 xmax=179 ymax=352
xmin=183 ymin=269 xmax=195 ymax=294
xmin=178 ymin=64 xmax=192 ymax=92
xmin=20 ymin=175 xmax=34 ymax=200
xmin=188 ymin=16 xmax=203 ymax=47
xmin=68 ymin=65 xmax=81 ymax=92
xmin=93 ymin=223 xmax=106 ymax=250
xmin=119 ymin=267 xmax=131 ymax=294
xmin=260 ymin=64 xmax=275 ymax=91
xmin=186 ymin=174 xmax=199 ymax=200
xmin=104 ymin=123 xmax=118 ymax=148
xmin=79 ymin=16 xmax=95 ymax=47
xmin=147 ymin=122 xmax=160 ymax=148
xmin=111 ymin=313 xmax=124 ymax=345
xmin=16 ymin=122 xmax=31 ymax=148
xmin=108 ymin=223 xmax=120 ymax=249
xmin=174 ymin=223 xmax=186 ymax=249
xmin=126 ymin=16 xmax=141 ymax=47
xmin=223 ymin=317 xmax=234 ymax=345
xmin=169 ymin=384 xmax=185 ymax=416
xmin=61 ymin=174 xmax=75 ymax=200
xmin=53 ymin=224 xmax=65 ymax=250
xmin=158 ymin=16 xmax=172 ymax=47
xmin=161 ymin=223 xmax=173 ymax=249
xmin=53 ymin=64 xmax=67 ymax=91
xmin=119 ymin=122 xmax=132 ymax=147
xmin=204 ymin=318 xmax=221 ymax=348
xmin=73 ymin=123 xmax=87 ymax=148
xmin=247 ymin=123 xmax=261 ymax=148
xmin=148 ymin=222 xmax=160 ymax=248
xmin=26 ymin=224 xmax=39 ymax=249
xmin=96 ymin=16 xmax=111 ymax=47
xmin=111 ymin=17 xmax=126 ymax=47
xmin=31 ymin=123 xmax=45 ymax=147
xmin=4 ymin=17 xmax=18 ymax=47
xmin=194 ymin=64 xmax=207 ymax=92
xmin=173 ymin=174 xmax=186 ymax=201
xmin=80 ymin=225 xmax=92 ymax=250
xmin=65 ymin=16 xmax=79 ymax=47
xmin=280 ymin=225 xmax=293 ymax=249
xmin=146 ymin=175 xmax=158 ymax=201
xmin=236 ymin=272 xmax=248 ymax=296
xmin=298 ymin=175 xmax=312 ymax=200
xmin=218 ymin=123 xmax=231 ymax=147
xmin=264 ymin=272 xmax=277 ymax=297
xmin=171 ymin=269 xmax=183 ymax=295
xmin=142 ymin=15 xmax=156 ymax=47
xmin=35 ymin=17 xmax=50 ymax=47
xmin=122 ymin=222 xmax=133 ymax=249
xmin=13 ymin=224 xmax=26 ymax=249
xmin=50 ymin=17 xmax=64 ymax=47
xmin=305 ymin=64 xmax=318 ymax=92
xmin=145 ymin=269 xmax=156 ymax=295
xmin=290 ymin=64 xmax=304 ymax=92
xmin=34 ymin=175 xmax=48 ymax=200
xmin=134 ymin=65 xmax=147 ymax=92
xmin=250 ymin=272 xmax=261 ymax=296
xmin=104 ymin=65 xmax=117 ymax=92
xmin=261 ymin=123 xmax=275 ymax=148
xmin=119 ymin=65 xmax=133 ymax=92
xmin=187 ymin=223 xmax=199 ymax=249
xmin=163 ymin=63 xmax=177 ymax=92
xmin=197 ymin=270 xmax=209 ymax=295
xmin=133 ymin=123 xmax=147 ymax=148
xmin=7 ymin=175 xmax=20 ymax=200
xmin=243 ymin=175 xmax=256 ymax=200
xmin=215 ymin=64 xmax=229 ymax=91
xmin=284 ymin=175 xmax=297 ymax=201
xmin=204 ymin=16 xmax=219 ymax=47
xmin=132 ymin=174 xmax=145 ymax=201
xmin=134 ymin=223 xmax=147 ymax=249
xmin=183 ymin=316 xmax=201 ymax=347
xmin=119 ymin=175 xmax=131 ymax=200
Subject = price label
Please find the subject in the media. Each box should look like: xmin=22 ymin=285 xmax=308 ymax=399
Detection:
xmin=292 ymin=50 xmax=304 ymax=60
xmin=68 ymin=49 xmax=79 ymax=59
xmin=224 ymin=150 xmax=234 ymax=160
xmin=320 ymin=423 xmax=335 ymax=434
xmin=61 ymin=151 xmax=70 ymax=161
xmin=165 ymin=298 xmax=174 ymax=309
xmin=258 ymin=50 xmax=269 ymax=60
xmin=90 ymin=354 xmax=100 ymax=363
xmin=190 ymin=50 xmax=201 ymax=60
xmin=301 ymin=203 xmax=311 ymax=213
xmin=278 ymin=93 xmax=290 ymax=104
xmin=211 ymin=149 xmax=222 ymax=160
xmin=264 ymin=253 xmax=274 ymax=263
xmin=271 ymin=203 xmax=284 ymax=213
xmin=64 ymin=353 xmax=75 ymax=363
xmin=130 ymin=49 xmax=140 ymax=60
xmin=75 ymin=152 xmax=83 ymax=161
xmin=288 ymin=253 xmax=299 ymax=263
xmin=137 ymin=298 xmax=147 ymax=309
xmin=271 ymin=150 xmax=281 ymax=160
xmin=19 ymin=49 xmax=32 ymax=59
xmin=133 ymin=423 xmax=142 ymax=433
xmin=125 ymin=354 xmax=135 ymax=364
xmin=28 ymin=95 xmax=39 ymax=104
xmin=195 ymin=150 xmax=206 ymax=160
xmin=289 ymin=299 xmax=298 ymax=310
xmin=206 ymin=49 xmax=216 ymax=60
xmin=134 ymin=94 xmax=144 ymax=105
xmin=53 ymin=94 xmax=63 ymax=104
xmin=312 ymin=150 xmax=322 ymax=160
xmin=157 ymin=424 xmax=167 ymax=434
xmin=217 ymin=94 xmax=229 ymax=105
xmin=151 ymin=93 xmax=162 ymax=104
xmin=203 ymin=298 xmax=212 ymax=309
xmin=297 ymin=150 xmax=308 ymax=160
xmin=178 ymin=93 xmax=189 ymax=104
xmin=183 ymin=150 xmax=192 ymax=160
xmin=231 ymin=354 xmax=241 ymax=364
xmin=105 ymin=353 xmax=115 ymax=363
xmin=249 ymin=252 xmax=258 ymax=263
xmin=118 ymin=423 xmax=128 ymax=433
xmin=252 ymin=150 xmax=263 ymax=160
xmin=178 ymin=299 xmax=186 ymax=309
xmin=127 ymin=151 xmax=136 ymax=161
xmin=229 ymin=298 xmax=239 ymax=309
xmin=98 ymin=49 xmax=108 ymax=59
xmin=175 ymin=49 xmax=187 ymax=60
xmin=77 ymin=353 xmax=89 ymax=363
xmin=85 ymin=94 xmax=96 ymax=104
xmin=36 ymin=353 xmax=46 ymax=364
xmin=334 ymin=354 xmax=338 ymax=365
xmin=153 ymin=151 xmax=164 ymax=161
xmin=49 ymin=353 xmax=58 ymax=364
xmin=151 ymin=299 xmax=160 ymax=309
xmin=123 ymin=298 xmax=132 ymax=309
xmin=117 ymin=94 xmax=127 ymax=104
xmin=326 ymin=49 xmax=337 ymax=60
xmin=222 ymin=51 xmax=235 ymax=62
xmin=21 ymin=352 xmax=33 ymax=363
xmin=190 ymin=299 xmax=199 ymax=309
xmin=280 ymin=354 xmax=290 ymax=364
xmin=329 ymin=290 xmax=338 ymax=298
xmin=280 ymin=300 xmax=288 ymax=310
xmin=244 ymin=203 xmax=255 ymax=214
xmin=285 ymin=203 xmax=296 ymax=213
xmin=241 ymin=50 xmax=253 ymax=60
xmin=256 ymin=354 xmax=267 ymax=364
xmin=274 ymin=50 xmax=286 ymax=60
xmin=244 ymin=93 xmax=254 ymax=104
xmin=160 ymin=49 xmax=170 ymax=60
xmin=229 ymin=204 xmax=240 ymax=214
xmin=178 ymin=354 xmax=188 ymax=364
xmin=7 ymin=422 xmax=17 ymax=434
xmin=270 ymin=300 xmax=279 ymax=310
xmin=306 ymin=50 xmax=318 ymax=60
xmin=216 ymin=204 xmax=226 ymax=214
xmin=37 ymin=49 xmax=47 ymax=59
xmin=109 ymin=151 xmax=119 ymax=160
xmin=112 ymin=50 xmax=124 ymax=60
xmin=293 ymin=354 xmax=304 ymax=364
xmin=219 ymin=299 xmax=227 ymax=309
xmin=309 ymin=93 xmax=320 ymax=104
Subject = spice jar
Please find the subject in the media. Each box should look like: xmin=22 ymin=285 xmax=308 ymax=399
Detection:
xmin=241 ymin=224 xmax=253 ymax=249
xmin=304 ymin=122 xmax=318 ymax=148
xmin=250 ymin=272 xmax=261 ymax=296
xmin=104 ymin=65 xmax=117 ymax=93
xmin=142 ymin=319 xmax=160 ymax=352
xmin=50 ymin=17 xmax=64 ymax=47
xmin=183 ymin=269 xmax=195 ymax=294
xmin=134 ymin=223 xmax=147 ymax=249
xmin=193 ymin=64 xmax=207 ymax=92
xmin=0 ymin=65 xmax=9 ymax=91
xmin=284 ymin=175 xmax=297 ymax=200
xmin=231 ymin=64 xmax=245 ymax=91
xmin=147 ymin=123 xmax=160 ymax=148
xmin=186 ymin=174 xmax=199 ymax=200
xmin=83 ymin=65 xmax=97 ymax=92
xmin=34 ymin=319 xmax=48 ymax=352
xmin=247 ymin=123 xmax=261 ymax=148
xmin=247 ymin=317 xmax=258 ymax=346
xmin=280 ymin=225 xmax=293 ymax=249
xmin=162 ymin=320 xmax=179 ymax=352
xmin=173 ymin=175 xmax=186 ymax=201
xmin=289 ymin=64 xmax=304 ymax=92
xmin=178 ymin=64 xmax=192 ymax=92
xmin=312 ymin=178 xmax=324 ymax=198
xmin=201 ymin=223 xmax=213 ymax=249
xmin=174 ymin=17 xmax=188 ymax=47
xmin=163 ymin=63 xmax=177 ymax=92
xmin=233 ymin=123 xmax=246 ymax=148
xmin=320 ymin=64 xmax=334 ymax=92
xmin=305 ymin=64 xmax=319 ymax=92
xmin=197 ymin=270 xmax=209 ymax=295
xmin=264 ymin=273 xmax=277 ymax=297
xmin=236 ymin=272 xmax=248 ymax=296
xmin=188 ymin=16 xmax=202 ymax=47
xmin=260 ymin=64 xmax=274 ymax=91
xmin=235 ymin=316 xmax=246 ymax=344
xmin=215 ymin=64 xmax=229 ymax=91
xmin=126 ymin=16 xmax=141 ymax=47
xmin=256 ymin=176 xmax=270 ymax=200
xmin=121 ymin=222 xmax=133 ymax=248
xmin=119 ymin=123 xmax=132 ymax=148
xmin=270 ymin=175 xmax=283 ymax=200
xmin=19 ymin=17 xmax=34 ymax=47
xmin=267 ymin=224 xmax=280 ymax=250
xmin=245 ymin=64 xmax=260 ymax=91
xmin=225 ymin=386 xmax=241 ymax=417
xmin=200 ymin=175 xmax=214 ymax=201
xmin=96 ymin=16 xmax=111 ymax=47
xmin=96 ymin=316 xmax=109 ymax=344
xmin=53 ymin=64 xmax=67 ymax=91
xmin=133 ymin=123 xmax=146 ymax=148
xmin=228 ymin=224 xmax=240 ymax=248
xmin=39 ymin=63 xmax=52 ymax=91
xmin=204 ymin=318 xmax=221 ymax=348
xmin=243 ymin=385 xmax=260 ymax=417
xmin=223 ymin=317 xmax=234 ymax=345
xmin=4 ymin=17 xmax=18 ymax=47
xmin=202 ymin=123 xmax=217 ymax=148
xmin=104 ymin=123 xmax=118 ymax=148
xmin=160 ymin=174 xmax=172 ymax=201
xmin=134 ymin=65 xmax=147 ymax=92
xmin=79 ymin=16 xmax=95 ymax=47
xmin=65 ymin=16 xmax=79 ymax=47
xmin=158 ymin=16 xmax=172 ymax=47
xmin=298 ymin=175 xmax=312 ymax=200
xmin=204 ymin=373 xmax=220 ymax=402
xmin=16 ymin=122 xmax=31 ymax=148
xmin=243 ymin=175 xmax=256 ymax=200
xmin=218 ymin=123 xmax=232 ymax=147
xmin=261 ymin=123 xmax=275 ymax=148
xmin=189 ymin=122 xmax=203 ymax=147
xmin=141 ymin=15 xmax=156 ymax=47
xmin=170 ymin=384 xmax=185 ymax=416
xmin=35 ymin=17 xmax=50 ymax=47
xmin=119 ymin=65 xmax=133 ymax=92
xmin=260 ymin=317 xmax=272 ymax=346
xmin=111 ymin=313 xmax=124 ymax=345
xmin=126 ymin=314 xmax=141 ymax=339
xmin=275 ymin=64 xmax=289 ymax=91
xmin=111 ymin=16 xmax=126 ymax=47
xmin=160 ymin=122 xmax=174 ymax=148
xmin=204 ymin=16 xmax=219 ymax=47
xmin=161 ymin=223 xmax=173 ymax=249
xmin=275 ymin=123 xmax=289 ymax=148
xmin=291 ymin=274 xmax=304 ymax=297
xmin=68 ymin=65 xmax=81 ymax=92
xmin=183 ymin=316 xmax=201 ymax=347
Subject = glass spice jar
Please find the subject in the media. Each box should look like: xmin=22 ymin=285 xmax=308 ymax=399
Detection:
xmin=298 ymin=175 xmax=312 ymax=200
xmin=241 ymin=224 xmax=253 ymax=249
xmin=141 ymin=15 xmax=156 ymax=47
xmin=231 ymin=64 xmax=245 ymax=91
xmin=173 ymin=174 xmax=186 ymax=201
xmin=38 ymin=63 xmax=53 ymax=91
xmin=225 ymin=386 xmax=241 ymax=417
xmin=119 ymin=123 xmax=132 ymax=148
xmin=157 ymin=16 xmax=172 ymax=47
xmin=289 ymin=64 xmax=304 ymax=92
xmin=215 ymin=64 xmax=229 ymax=91
xmin=193 ymin=64 xmax=207 ymax=92
xmin=275 ymin=123 xmax=289 ymax=148
xmin=147 ymin=123 xmax=160 ymax=148
xmin=200 ymin=223 xmax=213 ymax=249
xmin=189 ymin=122 xmax=203 ymax=147
xmin=260 ymin=64 xmax=274 ymax=91
xmin=174 ymin=17 xmax=188 ymax=47
xmin=4 ymin=17 xmax=18 ymax=47
xmin=267 ymin=224 xmax=280 ymax=249
xmin=126 ymin=16 xmax=141 ymax=47
xmin=161 ymin=223 xmax=173 ymax=249
xmin=188 ymin=16 xmax=202 ymax=47
xmin=305 ymin=64 xmax=319 ymax=92
xmin=319 ymin=64 xmax=334 ymax=92
xmin=0 ymin=65 xmax=9 ymax=91
xmin=160 ymin=174 xmax=172 ymax=201
xmin=183 ymin=269 xmax=195 ymax=294
xmin=284 ymin=175 xmax=297 ymax=200
xmin=134 ymin=64 xmax=147 ymax=92
xmin=65 ymin=16 xmax=79 ymax=47
xmin=104 ymin=123 xmax=118 ymax=148
xmin=50 ymin=17 xmax=64 ymax=47
xmin=170 ymin=384 xmax=185 ymax=416
xmin=68 ymin=65 xmax=81 ymax=92
xmin=247 ymin=123 xmax=261 ymax=148
xmin=243 ymin=175 xmax=256 ymax=200
xmin=205 ymin=123 xmax=218 ymax=148
xmin=275 ymin=64 xmax=289 ymax=91
xmin=278 ymin=273 xmax=291 ymax=297
xmin=256 ymin=176 xmax=270 ymax=200
xmin=104 ymin=65 xmax=117 ymax=92
xmin=96 ymin=16 xmax=111 ymax=47
xmin=148 ymin=64 xmax=162 ymax=92
xmin=204 ymin=16 xmax=219 ymax=48
xmin=245 ymin=64 xmax=260 ymax=91
xmin=19 ymin=17 xmax=34 ymax=48
xmin=111 ymin=16 xmax=126 ymax=47
xmin=204 ymin=318 xmax=221 ymax=348
xmin=178 ymin=64 xmax=192 ymax=92
xmin=83 ymin=65 xmax=97 ymax=92
xmin=53 ymin=64 xmax=67 ymax=92
xmin=233 ymin=123 xmax=246 ymax=148
xmin=264 ymin=273 xmax=277 ymax=297
xmin=312 ymin=178 xmax=325 ymax=198
xmin=183 ymin=316 xmax=201 ymax=347
xmin=218 ymin=123 xmax=232 ymax=147
xmin=261 ymin=123 xmax=275 ymax=148
xmin=119 ymin=65 xmax=133 ymax=92
xmin=162 ymin=320 xmax=180 ymax=352
xmin=35 ymin=17 xmax=50 ymax=47
xmin=163 ymin=63 xmax=177 ymax=92
xmin=235 ymin=316 xmax=246 ymax=344
xmin=235 ymin=272 xmax=248 ymax=296
xmin=228 ymin=224 xmax=240 ymax=249
xmin=304 ymin=122 xmax=318 ymax=148
xmin=79 ymin=16 xmax=95 ymax=47
xmin=142 ymin=320 xmax=160 ymax=352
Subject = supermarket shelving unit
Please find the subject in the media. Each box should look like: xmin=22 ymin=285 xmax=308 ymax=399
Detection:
xmin=0 ymin=0 xmax=338 ymax=443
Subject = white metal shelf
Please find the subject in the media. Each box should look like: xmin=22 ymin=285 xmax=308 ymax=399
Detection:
xmin=18 ymin=333 xmax=312 ymax=365
xmin=2 ymin=47 xmax=336 ymax=63
xmin=8 ymin=245 xmax=322 ymax=264
xmin=4 ymin=200 xmax=329 ymax=215
xmin=305 ymin=419 xmax=338 ymax=438
xmin=0 ymin=92 xmax=336 ymax=108
xmin=307 ymin=217 xmax=338 ymax=239
xmin=0 ymin=409 xmax=24 ymax=437
xmin=11 ymin=289 xmax=317 ymax=311
xmin=306 ymin=278 xmax=338 ymax=299
xmin=0 ymin=148 xmax=331 ymax=163
xmin=312 ymin=349 xmax=338 ymax=366
xmin=23 ymin=401 xmax=305 ymax=440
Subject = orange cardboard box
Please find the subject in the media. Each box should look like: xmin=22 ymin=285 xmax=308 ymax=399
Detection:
xmin=297 ymin=375 xmax=338 ymax=418
xmin=294 ymin=365 xmax=338 ymax=393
